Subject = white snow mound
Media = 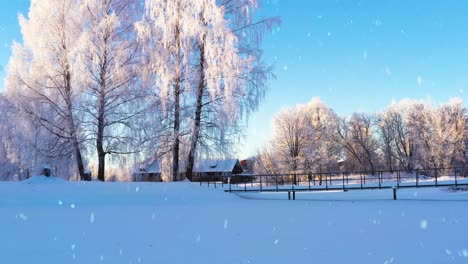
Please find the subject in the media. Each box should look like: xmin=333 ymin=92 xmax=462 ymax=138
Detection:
xmin=22 ymin=175 xmax=67 ymax=184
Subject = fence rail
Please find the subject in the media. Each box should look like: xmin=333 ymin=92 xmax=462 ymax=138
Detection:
xmin=200 ymin=167 xmax=468 ymax=199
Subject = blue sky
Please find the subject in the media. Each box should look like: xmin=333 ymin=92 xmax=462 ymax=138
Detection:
xmin=1 ymin=1 xmax=468 ymax=159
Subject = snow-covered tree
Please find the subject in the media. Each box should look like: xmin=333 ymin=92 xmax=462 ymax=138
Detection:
xmin=137 ymin=0 xmax=277 ymax=181
xmin=76 ymin=0 xmax=144 ymax=181
xmin=6 ymin=0 xmax=89 ymax=180
xmin=136 ymin=0 xmax=200 ymax=181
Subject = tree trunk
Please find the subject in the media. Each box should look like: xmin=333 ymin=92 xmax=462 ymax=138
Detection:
xmin=172 ymin=2 xmax=182 ymax=182
xmin=65 ymin=69 xmax=88 ymax=181
xmin=186 ymin=41 xmax=205 ymax=181
xmin=172 ymin=82 xmax=180 ymax=182
xmin=97 ymin=44 xmax=108 ymax=182
xmin=97 ymin=111 xmax=105 ymax=181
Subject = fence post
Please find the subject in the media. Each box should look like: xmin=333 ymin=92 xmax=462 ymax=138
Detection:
xmin=325 ymin=174 xmax=329 ymax=190
xmin=360 ymin=174 xmax=363 ymax=190
xmin=260 ymin=175 xmax=263 ymax=192
xmin=416 ymin=170 xmax=419 ymax=188
xmin=308 ymin=173 xmax=311 ymax=191
xmin=435 ymin=168 xmax=438 ymax=187
xmin=244 ymin=179 xmax=247 ymax=192
xmin=342 ymin=173 xmax=345 ymax=190
xmin=379 ymin=172 xmax=382 ymax=189
xmin=455 ymin=169 xmax=458 ymax=186
xmin=393 ymin=187 xmax=397 ymax=200
xmin=276 ymin=175 xmax=279 ymax=192
xmin=397 ymin=171 xmax=400 ymax=187
xmin=229 ymin=178 xmax=232 ymax=193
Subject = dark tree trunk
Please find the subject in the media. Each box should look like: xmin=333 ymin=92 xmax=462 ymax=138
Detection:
xmin=65 ymin=68 xmax=88 ymax=181
xmin=186 ymin=41 xmax=205 ymax=181
xmin=97 ymin=45 xmax=108 ymax=182
xmin=172 ymin=4 xmax=182 ymax=182
xmin=172 ymin=82 xmax=180 ymax=182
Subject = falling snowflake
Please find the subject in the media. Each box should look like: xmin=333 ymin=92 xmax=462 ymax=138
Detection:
xmin=17 ymin=213 xmax=28 ymax=221
xmin=417 ymin=76 xmax=423 ymax=86
xmin=90 ymin=213 xmax=95 ymax=224
xmin=461 ymin=249 xmax=468 ymax=257
xmin=385 ymin=67 xmax=392 ymax=76
xmin=420 ymin=220 xmax=428 ymax=230
xmin=224 ymin=219 xmax=229 ymax=229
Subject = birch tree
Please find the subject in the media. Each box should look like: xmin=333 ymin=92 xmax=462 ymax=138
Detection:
xmin=184 ymin=0 xmax=279 ymax=180
xmin=6 ymin=0 xmax=89 ymax=180
xmin=77 ymin=0 xmax=143 ymax=181
xmin=136 ymin=0 xmax=199 ymax=181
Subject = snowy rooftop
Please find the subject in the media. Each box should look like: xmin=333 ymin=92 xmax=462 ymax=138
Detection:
xmin=146 ymin=160 xmax=161 ymax=174
xmin=142 ymin=159 xmax=242 ymax=174
xmin=193 ymin=159 xmax=241 ymax=173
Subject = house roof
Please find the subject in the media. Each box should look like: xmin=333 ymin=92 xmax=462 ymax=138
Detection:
xmin=193 ymin=159 xmax=241 ymax=173
xmin=142 ymin=158 xmax=242 ymax=174
xmin=146 ymin=160 xmax=161 ymax=174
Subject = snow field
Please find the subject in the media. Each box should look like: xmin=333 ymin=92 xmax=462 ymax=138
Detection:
xmin=1 ymin=177 xmax=468 ymax=264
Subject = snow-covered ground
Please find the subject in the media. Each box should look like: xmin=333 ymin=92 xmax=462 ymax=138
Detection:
xmin=1 ymin=176 xmax=468 ymax=264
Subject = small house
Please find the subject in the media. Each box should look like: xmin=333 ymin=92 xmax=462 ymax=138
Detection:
xmin=193 ymin=159 xmax=246 ymax=182
xmin=135 ymin=160 xmax=162 ymax=182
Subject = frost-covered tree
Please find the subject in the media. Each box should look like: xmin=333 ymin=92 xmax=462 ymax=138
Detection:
xmin=301 ymin=98 xmax=340 ymax=174
xmin=377 ymin=101 xmax=418 ymax=171
xmin=271 ymin=105 xmax=310 ymax=175
xmin=6 ymin=0 xmax=89 ymax=180
xmin=184 ymin=0 xmax=279 ymax=180
xmin=76 ymin=0 xmax=143 ymax=181
xmin=136 ymin=0 xmax=200 ymax=181
xmin=136 ymin=0 xmax=277 ymax=181
xmin=333 ymin=113 xmax=378 ymax=174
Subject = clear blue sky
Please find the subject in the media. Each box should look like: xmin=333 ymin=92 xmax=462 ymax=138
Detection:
xmin=1 ymin=1 xmax=468 ymax=159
